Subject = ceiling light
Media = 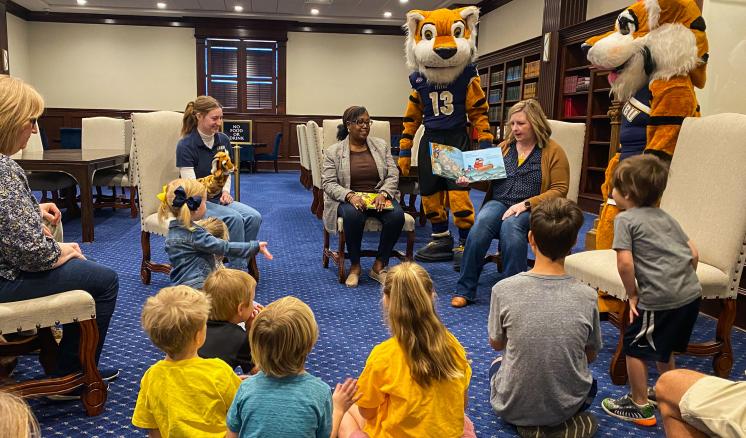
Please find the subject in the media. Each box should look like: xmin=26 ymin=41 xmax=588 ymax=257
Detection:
xmin=310 ymin=8 xmax=320 ymax=15
xmin=399 ymin=0 xmax=409 ymax=3
xmin=156 ymin=2 xmax=166 ymax=9
xmin=76 ymin=0 xmax=87 ymax=5
xmin=383 ymin=11 xmax=392 ymax=18
xmin=234 ymin=5 xmax=243 ymax=12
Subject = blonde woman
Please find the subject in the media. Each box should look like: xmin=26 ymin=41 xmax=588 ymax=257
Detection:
xmin=452 ymin=99 xmax=570 ymax=308
xmin=176 ymin=96 xmax=263 ymax=272
xmin=0 ymin=75 xmax=119 ymax=389
xmin=340 ymin=262 xmax=475 ymax=438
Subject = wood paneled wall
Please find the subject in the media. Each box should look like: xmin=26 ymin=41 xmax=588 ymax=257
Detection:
xmin=38 ymin=108 xmax=404 ymax=171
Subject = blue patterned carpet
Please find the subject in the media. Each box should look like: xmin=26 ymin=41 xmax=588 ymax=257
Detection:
xmin=15 ymin=171 xmax=746 ymax=437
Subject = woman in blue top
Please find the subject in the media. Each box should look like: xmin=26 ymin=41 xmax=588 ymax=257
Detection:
xmin=176 ymin=96 xmax=263 ymax=272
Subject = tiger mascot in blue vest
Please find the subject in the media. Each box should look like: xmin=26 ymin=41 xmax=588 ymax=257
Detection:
xmin=397 ymin=7 xmax=493 ymax=268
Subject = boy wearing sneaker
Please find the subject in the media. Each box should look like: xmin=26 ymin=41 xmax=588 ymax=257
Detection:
xmin=488 ymin=198 xmax=602 ymax=437
xmin=601 ymin=155 xmax=702 ymax=427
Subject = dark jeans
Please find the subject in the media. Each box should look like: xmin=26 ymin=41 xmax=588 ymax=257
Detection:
xmin=0 ymin=259 xmax=119 ymax=374
xmin=337 ymin=199 xmax=405 ymax=265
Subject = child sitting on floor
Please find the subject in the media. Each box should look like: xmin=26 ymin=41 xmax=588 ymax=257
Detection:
xmin=198 ymin=268 xmax=261 ymax=374
xmin=488 ymin=198 xmax=601 ymax=438
xmin=132 ymin=286 xmax=241 ymax=437
xmin=0 ymin=391 xmax=39 ymax=437
xmin=227 ymin=296 xmax=359 ymax=438
xmin=158 ymin=178 xmax=272 ymax=288
xmin=194 ymin=216 xmax=230 ymax=270
xmin=340 ymin=262 xmax=476 ymax=438
xmin=601 ymin=154 xmax=702 ymax=427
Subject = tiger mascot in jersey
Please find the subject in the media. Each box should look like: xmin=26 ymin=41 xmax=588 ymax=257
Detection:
xmin=583 ymin=0 xmax=708 ymax=312
xmin=398 ymin=6 xmax=493 ymax=267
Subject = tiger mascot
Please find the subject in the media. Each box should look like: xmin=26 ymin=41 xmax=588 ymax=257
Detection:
xmin=398 ymin=6 xmax=492 ymax=268
xmin=583 ymin=0 xmax=708 ymax=312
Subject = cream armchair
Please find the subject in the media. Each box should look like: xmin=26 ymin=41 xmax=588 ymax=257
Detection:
xmin=130 ymin=111 xmax=182 ymax=284
xmin=321 ymin=119 xmax=391 ymax=150
xmin=82 ymin=117 xmax=136 ymax=217
xmin=565 ymin=113 xmax=746 ymax=382
xmin=306 ymin=121 xmax=324 ymax=219
xmin=297 ymin=124 xmax=312 ymax=190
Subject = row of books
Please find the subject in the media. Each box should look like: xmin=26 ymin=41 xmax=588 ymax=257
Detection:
xmin=564 ymin=75 xmax=591 ymax=93
xmin=490 ymin=70 xmax=505 ymax=85
xmin=505 ymin=85 xmax=521 ymax=101
xmin=488 ymin=88 xmax=503 ymax=104
xmin=563 ymin=96 xmax=587 ymax=117
xmin=479 ymin=72 xmax=489 ymax=86
xmin=506 ymin=65 xmax=522 ymax=82
xmin=488 ymin=106 xmax=501 ymax=123
xmin=524 ymin=60 xmax=540 ymax=79
xmin=523 ymin=82 xmax=537 ymax=99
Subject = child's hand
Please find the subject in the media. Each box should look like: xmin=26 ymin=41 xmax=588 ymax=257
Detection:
xmin=332 ymin=378 xmax=361 ymax=414
xmin=628 ymin=295 xmax=639 ymax=323
xmin=455 ymin=176 xmax=470 ymax=187
xmin=245 ymin=304 xmax=263 ymax=329
xmin=259 ymin=242 xmax=273 ymax=260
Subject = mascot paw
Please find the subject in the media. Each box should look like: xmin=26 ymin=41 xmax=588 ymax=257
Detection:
xmin=478 ymin=140 xmax=493 ymax=149
xmin=398 ymin=156 xmax=411 ymax=176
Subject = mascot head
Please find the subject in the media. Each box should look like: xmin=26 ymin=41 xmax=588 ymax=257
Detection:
xmin=583 ymin=0 xmax=708 ymax=101
xmin=404 ymin=7 xmax=479 ymax=85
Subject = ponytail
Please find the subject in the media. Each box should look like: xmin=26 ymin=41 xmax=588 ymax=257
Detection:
xmin=181 ymin=96 xmax=222 ymax=137
xmin=336 ymin=123 xmax=348 ymax=141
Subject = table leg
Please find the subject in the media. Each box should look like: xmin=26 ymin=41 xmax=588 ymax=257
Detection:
xmin=71 ymin=166 xmax=95 ymax=242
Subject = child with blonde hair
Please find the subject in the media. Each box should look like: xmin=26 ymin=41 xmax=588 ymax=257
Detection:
xmin=133 ymin=286 xmax=241 ymax=437
xmin=340 ymin=262 xmax=475 ymax=438
xmin=158 ymin=178 xmax=272 ymax=288
xmin=227 ymin=296 xmax=360 ymax=438
xmin=199 ymin=268 xmax=262 ymax=373
xmin=0 ymin=391 xmax=39 ymax=437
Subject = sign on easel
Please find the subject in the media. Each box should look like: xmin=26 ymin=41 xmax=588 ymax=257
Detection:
xmin=222 ymin=120 xmax=253 ymax=145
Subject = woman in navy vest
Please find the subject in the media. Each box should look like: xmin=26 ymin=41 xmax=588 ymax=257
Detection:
xmin=176 ymin=96 xmax=262 ymax=273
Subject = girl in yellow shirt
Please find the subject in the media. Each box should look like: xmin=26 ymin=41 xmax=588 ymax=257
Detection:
xmin=339 ymin=262 xmax=476 ymax=438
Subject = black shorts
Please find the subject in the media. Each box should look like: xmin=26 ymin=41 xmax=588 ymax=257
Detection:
xmin=416 ymin=128 xmax=471 ymax=196
xmin=623 ymin=297 xmax=701 ymax=363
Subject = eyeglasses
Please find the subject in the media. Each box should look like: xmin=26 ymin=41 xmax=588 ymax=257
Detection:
xmin=349 ymin=119 xmax=372 ymax=127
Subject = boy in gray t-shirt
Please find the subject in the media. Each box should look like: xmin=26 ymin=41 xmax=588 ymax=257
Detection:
xmin=488 ymin=198 xmax=602 ymax=438
xmin=601 ymin=155 xmax=702 ymax=428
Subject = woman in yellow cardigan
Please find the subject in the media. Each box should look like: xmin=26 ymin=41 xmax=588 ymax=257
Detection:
xmin=451 ymin=99 xmax=570 ymax=307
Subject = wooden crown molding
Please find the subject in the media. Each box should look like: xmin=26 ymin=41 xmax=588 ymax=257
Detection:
xmin=476 ymin=36 xmax=543 ymax=68
xmin=558 ymin=9 xmax=620 ymax=45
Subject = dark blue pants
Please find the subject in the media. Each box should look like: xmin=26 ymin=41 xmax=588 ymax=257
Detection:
xmin=337 ymin=200 xmax=405 ymax=265
xmin=0 ymin=259 xmax=119 ymax=374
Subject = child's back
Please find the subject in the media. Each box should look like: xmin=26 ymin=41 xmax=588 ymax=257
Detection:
xmin=489 ymin=272 xmax=600 ymax=426
xmin=134 ymin=357 xmax=240 ymax=437
xmin=228 ymin=371 xmax=332 ymax=438
xmin=614 ymin=207 xmax=700 ymax=310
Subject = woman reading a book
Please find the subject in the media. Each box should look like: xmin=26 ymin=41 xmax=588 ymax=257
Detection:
xmin=451 ymin=99 xmax=570 ymax=308
xmin=321 ymin=106 xmax=404 ymax=288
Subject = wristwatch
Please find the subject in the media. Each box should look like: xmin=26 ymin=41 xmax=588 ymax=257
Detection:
xmin=380 ymin=191 xmax=390 ymax=200
xmin=524 ymin=200 xmax=531 ymax=210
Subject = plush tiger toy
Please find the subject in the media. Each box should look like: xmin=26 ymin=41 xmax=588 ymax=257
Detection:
xmin=398 ymin=6 xmax=492 ymax=267
xmin=583 ymin=0 xmax=708 ymax=312
xmin=197 ymin=151 xmax=236 ymax=199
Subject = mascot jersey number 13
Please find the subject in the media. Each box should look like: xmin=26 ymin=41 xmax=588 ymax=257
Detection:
xmin=398 ymin=6 xmax=493 ymax=265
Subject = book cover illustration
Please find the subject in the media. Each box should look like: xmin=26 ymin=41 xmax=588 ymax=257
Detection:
xmin=354 ymin=192 xmax=394 ymax=210
xmin=430 ymin=142 xmax=507 ymax=183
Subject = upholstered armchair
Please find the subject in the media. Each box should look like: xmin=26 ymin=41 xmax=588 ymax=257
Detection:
xmin=305 ymin=121 xmax=324 ymax=219
xmin=82 ymin=117 xmax=136 ymax=217
xmin=130 ymin=111 xmax=182 ymax=284
xmin=0 ymin=222 xmax=106 ymax=416
xmin=565 ymin=113 xmax=746 ymax=383
xmin=297 ymin=124 xmax=312 ymax=189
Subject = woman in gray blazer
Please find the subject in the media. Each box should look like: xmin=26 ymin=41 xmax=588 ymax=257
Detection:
xmin=322 ymin=106 xmax=404 ymax=288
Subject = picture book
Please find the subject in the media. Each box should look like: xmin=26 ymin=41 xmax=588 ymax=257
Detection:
xmin=430 ymin=142 xmax=507 ymax=182
xmin=354 ymin=192 xmax=394 ymax=210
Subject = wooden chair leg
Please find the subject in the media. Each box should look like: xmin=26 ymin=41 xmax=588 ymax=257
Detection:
xmin=311 ymin=187 xmax=319 ymax=215
xmin=140 ymin=231 xmax=153 ymax=285
xmin=713 ymin=298 xmax=736 ymax=377
xmin=129 ymin=186 xmax=138 ymax=218
xmin=78 ymin=319 xmax=106 ymax=416
xmin=323 ymin=228 xmax=330 ymax=268
xmin=419 ymin=198 xmax=427 ymax=226
xmin=274 ymin=160 xmax=279 ymax=173
xmin=337 ymin=230 xmax=347 ymax=283
xmin=609 ymin=300 xmax=630 ymax=385
xmin=38 ymin=327 xmax=59 ymax=375
xmin=405 ymin=230 xmax=415 ymax=260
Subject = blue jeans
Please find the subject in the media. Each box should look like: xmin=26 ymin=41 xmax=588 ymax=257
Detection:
xmin=206 ymin=200 xmax=262 ymax=269
xmin=455 ymin=200 xmax=530 ymax=301
xmin=0 ymin=259 xmax=119 ymax=375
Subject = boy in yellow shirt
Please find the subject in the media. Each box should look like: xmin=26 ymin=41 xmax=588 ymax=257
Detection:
xmin=132 ymin=285 xmax=241 ymax=437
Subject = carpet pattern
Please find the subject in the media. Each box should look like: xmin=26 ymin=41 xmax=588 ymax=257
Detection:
xmin=13 ymin=171 xmax=745 ymax=437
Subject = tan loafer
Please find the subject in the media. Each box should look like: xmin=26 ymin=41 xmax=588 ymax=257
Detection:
xmin=345 ymin=272 xmax=360 ymax=288
xmin=368 ymin=268 xmax=388 ymax=285
xmin=450 ymin=296 xmax=469 ymax=308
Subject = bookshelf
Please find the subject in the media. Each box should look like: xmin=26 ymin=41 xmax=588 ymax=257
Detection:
xmin=558 ymin=41 xmax=615 ymax=211
xmin=479 ymin=52 xmax=541 ymax=143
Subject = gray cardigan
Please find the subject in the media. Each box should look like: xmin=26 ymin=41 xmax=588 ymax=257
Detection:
xmin=321 ymin=136 xmax=400 ymax=233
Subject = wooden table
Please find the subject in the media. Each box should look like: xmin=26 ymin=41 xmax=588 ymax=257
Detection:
xmin=15 ymin=149 xmax=128 ymax=243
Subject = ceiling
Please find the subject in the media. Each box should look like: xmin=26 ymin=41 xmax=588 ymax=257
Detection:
xmin=12 ymin=0 xmax=482 ymax=25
